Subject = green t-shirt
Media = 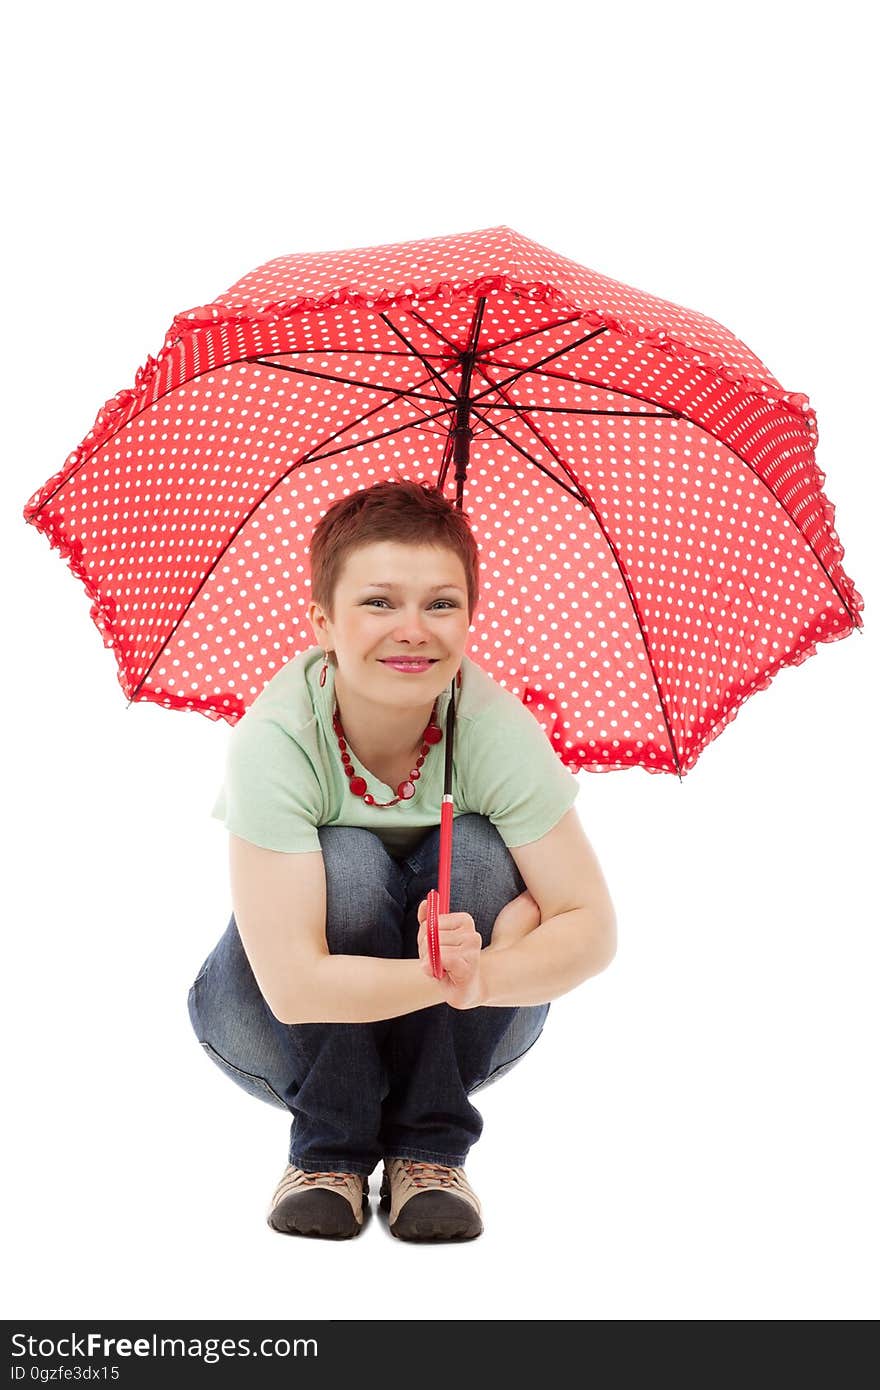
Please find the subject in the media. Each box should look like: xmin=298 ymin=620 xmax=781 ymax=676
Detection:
xmin=211 ymin=646 xmax=580 ymax=860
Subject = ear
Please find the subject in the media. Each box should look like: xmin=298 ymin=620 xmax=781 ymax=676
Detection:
xmin=307 ymin=601 xmax=329 ymax=646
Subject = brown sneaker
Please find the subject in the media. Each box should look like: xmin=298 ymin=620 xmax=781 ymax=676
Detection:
xmin=380 ymin=1158 xmax=483 ymax=1241
xmin=267 ymin=1164 xmax=370 ymax=1239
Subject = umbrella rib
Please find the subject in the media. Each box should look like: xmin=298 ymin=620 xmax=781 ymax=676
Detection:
xmin=469 ymin=325 xmax=612 ymax=406
xmin=466 ymin=404 xmax=587 ymax=505
xmin=403 ymin=307 xmax=466 ymax=356
xmin=474 ymin=402 xmax=679 ymax=417
xmin=464 ymin=405 xmax=586 ymax=511
xmin=398 ymin=305 xmax=594 ymax=364
xmin=476 ymin=312 xmax=592 ymax=358
xmin=126 ymin=387 xmax=456 ymax=706
xmin=377 ymin=311 xmax=461 ymax=400
xmin=406 ymin=420 xmax=457 ymax=437
xmin=32 ymin=354 xmax=454 ymax=516
xmin=398 ymin=307 xmax=597 ymax=361
xmin=478 ymin=363 xmax=860 ymax=626
xmin=260 ymin=346 xmax=458 ymax=361
xmin=470 ymin=362 xmax=597 ymax=501
xmin=249 ymin=356 xmax=449 ymax=406
xmin=253 ymin=353 xmax=461 ymax=437
xmin=284 ymin=402 xmax=457 ymax=466
xmin=469 ymin=398 xmax=684 ymax=776
xmin=470 ymin=412 xmax=523 ymax=434
xmin=258 ymin=308 xmax=464 ymax=429
xmin=478 ymin=357 xmax=686 ymax=416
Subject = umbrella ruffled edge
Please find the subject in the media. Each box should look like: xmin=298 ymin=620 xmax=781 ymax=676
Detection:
xmin=536 ymin=600 xmax=863 ymax=782
xmin=674 ymin=610 xmax=864 ymax=776
xmin=22 ymin=276 xmax=863 ymax=716
xmin=168 ymin=276 xmax=821 ymax=436
xmin=22 ymin=449 xmax=865 ymax=744
xmin=678 ymin=617 xmax=867 ymax=778
xmin=19 ymin=505 xmax=235 ymax=723
xmin=24 ymin=273 xmax=823 ymax=523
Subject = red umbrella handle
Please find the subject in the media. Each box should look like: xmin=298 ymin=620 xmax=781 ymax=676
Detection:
xmin=426 ymin=890 xmax=442 ymax=978
xmin=426 ymin=796 xmax=454 ymax=980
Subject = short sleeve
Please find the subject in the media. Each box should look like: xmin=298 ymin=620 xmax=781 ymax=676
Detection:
xmin=464 ymin=699 xmax=580 ymax=848
xmin=210 ymin=715 xmax=324 ymax=853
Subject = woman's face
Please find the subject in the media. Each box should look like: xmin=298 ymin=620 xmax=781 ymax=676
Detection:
xmin=309 ymin=541 xmax=471 ymax=708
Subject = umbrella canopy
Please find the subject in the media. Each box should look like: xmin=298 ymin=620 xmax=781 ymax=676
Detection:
xmin=23 ymin=223 xmax=862 ymax=777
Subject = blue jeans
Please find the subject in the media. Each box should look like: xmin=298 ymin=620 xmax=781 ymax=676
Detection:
xmin=187 ymin=814 xmax=550 ymax=1176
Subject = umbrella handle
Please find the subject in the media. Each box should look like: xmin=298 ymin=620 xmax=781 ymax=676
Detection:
xmin=426 ymin=796 xmax=454 ymax=980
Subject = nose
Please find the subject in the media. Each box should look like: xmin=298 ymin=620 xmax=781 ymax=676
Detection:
xmin=391 ymin=607 xmax=434 ymax=644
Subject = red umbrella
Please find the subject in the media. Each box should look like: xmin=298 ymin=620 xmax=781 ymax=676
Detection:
xmin=23 ymin=224 xmax=864 ymax=978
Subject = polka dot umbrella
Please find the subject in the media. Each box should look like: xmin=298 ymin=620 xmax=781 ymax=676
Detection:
xmin=23 ymin=224 xmax=864 ymax=978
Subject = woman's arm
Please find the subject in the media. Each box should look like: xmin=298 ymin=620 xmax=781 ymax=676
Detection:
xmin=480 ymin=808 xmax=617 ymax=1005
xmin=417 ymin=901 xmax=613 ymax=1009
xmin=416 ymin=809 xmax=617 ymax=1009
xmin=480 ymin=905 xmax=614 ymax=1006
xmin=230 ymin=834 xmax=447 ymax=1025
xmin=302 ymin=955 xmax=446 ymax=1024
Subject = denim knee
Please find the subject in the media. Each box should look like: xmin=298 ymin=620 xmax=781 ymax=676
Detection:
xmin=318 ymin=824 xmax=406 ymax=958
xmin=449 ymin=815 xmax=527 ymax=946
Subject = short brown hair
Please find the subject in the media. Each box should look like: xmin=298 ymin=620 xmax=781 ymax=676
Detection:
xmin=308 ymin=479 xmax=480 ymax=623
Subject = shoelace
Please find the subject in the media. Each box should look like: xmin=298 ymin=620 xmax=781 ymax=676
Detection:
xmin=298 ymin=1169 xmax=360 ymax=1188
xmin=399 ymin=1160 xmax=461 ymax=1190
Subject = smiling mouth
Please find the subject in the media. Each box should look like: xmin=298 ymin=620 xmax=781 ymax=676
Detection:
xmin=379 ymin=658 xmax=438 ymax=668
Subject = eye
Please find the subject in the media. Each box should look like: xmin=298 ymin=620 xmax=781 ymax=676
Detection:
xmin=362 ymin=599 xmax=458 ymax=610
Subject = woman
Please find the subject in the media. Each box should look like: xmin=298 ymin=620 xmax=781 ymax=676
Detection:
xmin=188 ymin=480 xmax=617 ymax=1242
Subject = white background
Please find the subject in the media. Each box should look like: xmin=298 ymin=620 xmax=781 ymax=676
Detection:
xmin=3 ymin=0 xmax=876 ymax=1322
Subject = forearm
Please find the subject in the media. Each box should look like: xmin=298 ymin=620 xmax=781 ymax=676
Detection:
xmin=284 ymin=953 xmax=446 ymax=1024
xmin=480 ymin=907 xmax=616 ymax=1007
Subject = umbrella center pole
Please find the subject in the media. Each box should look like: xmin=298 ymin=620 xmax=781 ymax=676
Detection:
xmin=453 ymin=347 xmax=476 ymax=508
xmin=430 ymin=314 xmax=485 ymax=958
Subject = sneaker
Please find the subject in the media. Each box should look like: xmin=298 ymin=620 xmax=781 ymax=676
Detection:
xmin=380 ymin=1158 xmax=483 ymax=1241
xmin=267 ymin=1164 xmax=370 ymax=1239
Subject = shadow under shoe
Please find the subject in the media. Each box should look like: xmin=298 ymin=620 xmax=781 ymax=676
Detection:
xmin=267 ymin=1164 xmax=370 ymax=1240
xmin=380 ymin=1159 xmax=483 ymax=1242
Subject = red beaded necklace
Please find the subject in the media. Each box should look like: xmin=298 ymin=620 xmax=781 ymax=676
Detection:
xmin=319 ymin=651 xmax=460 ymax=809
